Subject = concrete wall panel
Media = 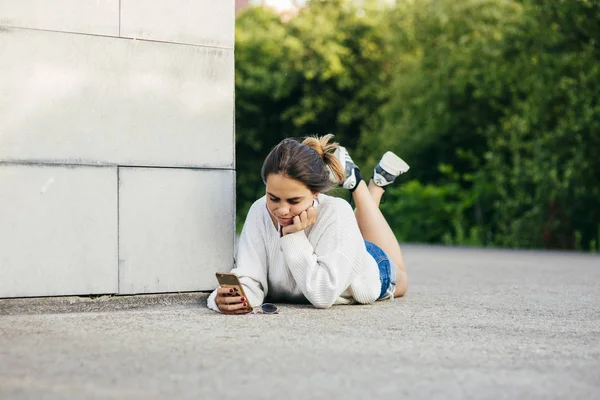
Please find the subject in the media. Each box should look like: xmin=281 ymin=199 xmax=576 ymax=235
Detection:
xmin=121 ymin=0 xmax=234 ymax=48
xmin=0 ymin=28 xmax=234 ymax=168
xmin=0 ymin=165 xmax=118 ymax=298
xmin=118 ymin=167 xmax=235 ymax=294
xmin=0 ymin=0 xmax=119 ymax=36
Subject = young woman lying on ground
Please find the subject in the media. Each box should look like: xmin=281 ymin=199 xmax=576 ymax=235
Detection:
xmin=208 ymin=134 xmax=410 ymax=314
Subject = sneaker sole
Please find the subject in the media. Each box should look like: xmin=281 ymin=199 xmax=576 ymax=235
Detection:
xmin=380 ymin=151 xmax=410 ymax=176
xmin=333 ymin=146 xmax=348 ymax=172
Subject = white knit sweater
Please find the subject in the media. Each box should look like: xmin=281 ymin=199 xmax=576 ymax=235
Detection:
xmin=207 ymin=194 xmax=381 ymax=311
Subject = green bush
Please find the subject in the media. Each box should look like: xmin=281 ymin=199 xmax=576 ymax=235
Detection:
xmin=235 ymin=1 xmax=391 ymax=228
xmin=377 ymin=0 xmax=600 ymax=249
xmin=235 ymin=0 xmax=600 ymax=251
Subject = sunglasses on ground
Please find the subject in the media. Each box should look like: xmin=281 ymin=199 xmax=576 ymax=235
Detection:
xmin=251 ymin=303 xmax=279 ymax=314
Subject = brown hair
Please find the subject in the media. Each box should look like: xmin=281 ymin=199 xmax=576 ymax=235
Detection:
xmin=261 ymin=134 xmax=345 ymax=193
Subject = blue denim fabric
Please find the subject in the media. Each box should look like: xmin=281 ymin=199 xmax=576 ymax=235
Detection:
xmin=364 ymin=240 xmax=397 ymax=300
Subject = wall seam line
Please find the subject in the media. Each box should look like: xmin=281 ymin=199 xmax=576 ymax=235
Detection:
xmin=0 ymin=25 xmax=234 ymax=50
xmin=0 ymin=161 xmax=235 ymax=171
xmin=117 ymin=167 xmax=121 ymax=294
xmin=118 ymin=0 xmax=121 ymax=36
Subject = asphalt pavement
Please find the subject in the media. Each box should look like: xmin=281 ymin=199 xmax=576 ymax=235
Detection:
xmin=1 ymin=245 xmax=599 ymax=399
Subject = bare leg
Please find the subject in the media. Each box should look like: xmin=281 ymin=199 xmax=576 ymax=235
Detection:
xmin=353 ymin=180 xmax=408 ymax=297
xmin=368 ymin=180 xmax=384 ymax=207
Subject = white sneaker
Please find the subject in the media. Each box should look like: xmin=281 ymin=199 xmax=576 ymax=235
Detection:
xmin=373 ymin=151 xmax=410 ymax=187
xmin=332 ymin=146 xmax=361 ymax=190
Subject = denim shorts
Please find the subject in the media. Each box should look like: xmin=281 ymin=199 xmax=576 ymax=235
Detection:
xmin=365 ymin=240 xmax=397 ymax=300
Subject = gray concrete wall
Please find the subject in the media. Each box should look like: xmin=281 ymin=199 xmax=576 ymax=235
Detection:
xmin=0 ymin=0 xmax=235 ymax=297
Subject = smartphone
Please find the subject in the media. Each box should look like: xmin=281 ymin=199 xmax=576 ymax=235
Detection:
xmin=215 ymin=272 xmax=252 ymax=312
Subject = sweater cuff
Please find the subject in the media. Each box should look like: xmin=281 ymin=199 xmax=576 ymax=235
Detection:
xmin=206 ymin=289 xmax=222 ymax=313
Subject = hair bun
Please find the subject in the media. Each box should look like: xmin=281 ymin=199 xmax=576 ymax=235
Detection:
xmin=302 ymin=134 xmax=335 ymax=157
xmin=302 ymin=134 xmax=345 ymax=184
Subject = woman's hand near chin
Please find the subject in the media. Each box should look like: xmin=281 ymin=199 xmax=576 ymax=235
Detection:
xmin=281 ymin=206 xmax=318 ymax=236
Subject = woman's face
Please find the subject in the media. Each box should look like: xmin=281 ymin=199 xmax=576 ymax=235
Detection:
xmin=265 ymin=173 xmax=316 ymax=227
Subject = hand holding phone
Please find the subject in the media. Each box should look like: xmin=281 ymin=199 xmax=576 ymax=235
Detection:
xmin=215 ymin=272 xmax=252 ymax=315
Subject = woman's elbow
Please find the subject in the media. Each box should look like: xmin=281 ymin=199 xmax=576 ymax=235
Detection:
xmin=309 ymin=296 xmax=336 ymax=309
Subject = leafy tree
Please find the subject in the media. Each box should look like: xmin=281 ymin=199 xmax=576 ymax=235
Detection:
xmin=235 ymin=0 xmax=600 ymax=250
xmin=377 ymin=0 xmax=525 ymax=245
xmin=235 ymin=0 xmax=391 ymax=228
xmin=377 ymin=0 xmax=600 ymax=249
xmin=485 ymin=0 xmax=600 ymax=249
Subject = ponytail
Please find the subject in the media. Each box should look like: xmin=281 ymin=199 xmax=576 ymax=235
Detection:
xmin=302 ymin=134 xmax=345 ymax=184
xmin=261 ymin=134 xmax=346 ymax=193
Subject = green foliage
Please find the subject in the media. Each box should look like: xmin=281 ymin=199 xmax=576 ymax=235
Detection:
xmin=484 ymin=0 xmax=600 ymax=249
xmin=380 ymin=165 xmax=486 ymax=246
xmin=379 ymin=0 xmax=524 ymax=179
xmin=235 ymin=0 xmax=600 ymax=250
xmin=376 ymin=0 xmax=600 ymax=249
xmin=235 ymin=0 xmax=391 ymax=228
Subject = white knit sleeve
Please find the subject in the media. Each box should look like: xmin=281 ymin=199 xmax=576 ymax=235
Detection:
xmin=206 ymin=289 xmax=220 ymax=312
xmin=279 ymin=201 xmax=363 ymax=308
